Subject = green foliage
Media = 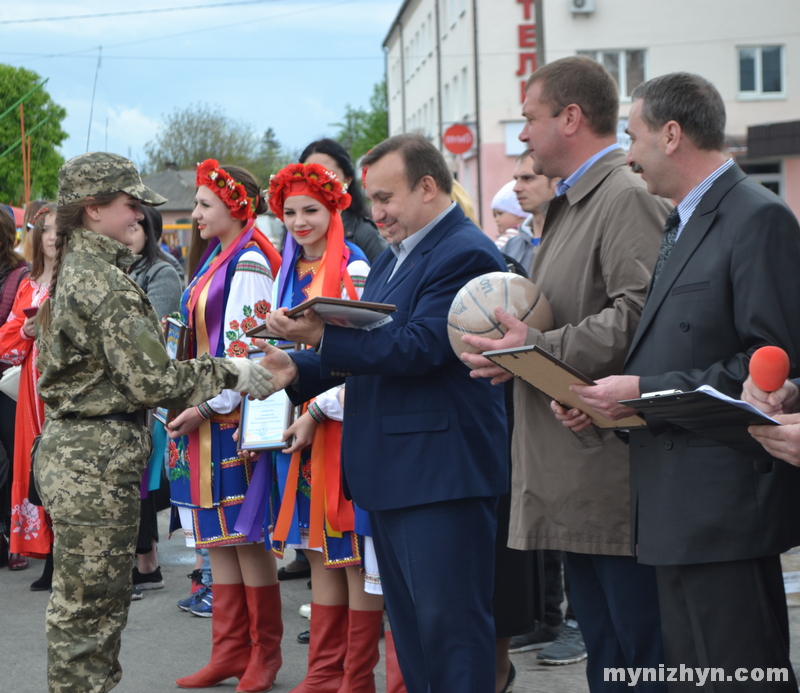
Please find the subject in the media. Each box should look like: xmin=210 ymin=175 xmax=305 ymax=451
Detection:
xmin=331 ymin=80 xmax=388 ymax=162
xmin=0 ymin=64 xmax=67 ymax=204
xmin=142 ymin=105 xmax=293 ymax=185
xmin=142 ymin=80 xmax=388 ymax=184
xmin=247 ymin=127 xmax=293 ymax=185
xmin=142 ymin=103 xmax=259 ymax=173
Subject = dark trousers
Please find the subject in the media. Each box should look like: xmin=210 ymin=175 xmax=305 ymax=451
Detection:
xmin=565 ymin=552 xmax=666 ymax=692
xmin=656 ymin=556 xmax=797 ymax=692
xmin=135 ymin=493 xmax=158 ymax=555
xmin=0 ymin=392 xmax=16 ymax=535
xmin=371 ymin=497 xmax=498 ymax=693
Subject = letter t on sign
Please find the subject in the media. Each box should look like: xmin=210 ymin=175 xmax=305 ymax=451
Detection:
xmin=517 ymin=0 xmax=536 ymax=20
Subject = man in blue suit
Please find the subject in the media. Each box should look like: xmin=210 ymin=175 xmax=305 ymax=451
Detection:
xmin=261 ymin=134 xmax=508 ymax=693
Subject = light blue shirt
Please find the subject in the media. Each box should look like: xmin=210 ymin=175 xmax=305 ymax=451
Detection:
xmin=388 ymin=202 xmax=456 ymax=279
xmin=555 ymin=143 xmax=622 ymax=197
xmin=674 ymin=158 xmax=735 ymax=241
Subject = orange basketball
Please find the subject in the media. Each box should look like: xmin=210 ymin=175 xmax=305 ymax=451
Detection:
xmin=447 ymin=272 xmax=553 ymax=365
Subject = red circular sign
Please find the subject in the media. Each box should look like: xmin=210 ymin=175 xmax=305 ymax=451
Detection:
xmin=443 ymin=124 xmax=474 ymax=154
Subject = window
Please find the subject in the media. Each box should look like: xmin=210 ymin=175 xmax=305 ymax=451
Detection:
xmin=578 ymin=49 xmax=646 ymax=99
xmin=738 ymin=46 xmax=784 ymax=97
xmin=740 ymin=162 xmax=782 ymax=196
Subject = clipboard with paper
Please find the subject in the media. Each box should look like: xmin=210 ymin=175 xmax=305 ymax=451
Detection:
xmin=620 ymin=384 xmax=780 ymax=460
xmin=483 ymin=344 xmax=647 ymax=430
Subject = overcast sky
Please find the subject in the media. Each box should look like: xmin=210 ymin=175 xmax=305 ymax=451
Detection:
xmin=0 ymin=0 xmax=398 ymax=168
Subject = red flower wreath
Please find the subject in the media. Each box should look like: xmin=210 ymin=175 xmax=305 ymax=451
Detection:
xmin=267 ymin=162 xmax=351 ymax=220
xmin=196 ymin=159 xmax=255 ymax=221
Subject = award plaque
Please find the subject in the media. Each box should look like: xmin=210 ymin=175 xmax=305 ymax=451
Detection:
xmin=155 ymin=317 xmax=189 ymax=425
xmin=237 ymin=347 xmax=296 ymax=451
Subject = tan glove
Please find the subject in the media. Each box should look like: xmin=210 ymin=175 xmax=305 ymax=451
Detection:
xmin=228 ymin=358 xmax=275 ymax=399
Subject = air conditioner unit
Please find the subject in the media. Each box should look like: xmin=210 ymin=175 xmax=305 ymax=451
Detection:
xmin=570 ymin=0 xmax=595 ymax=13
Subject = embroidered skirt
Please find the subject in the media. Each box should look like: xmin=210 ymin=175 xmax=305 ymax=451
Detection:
xmin=169 ymin=417 xmax=262 ymax=547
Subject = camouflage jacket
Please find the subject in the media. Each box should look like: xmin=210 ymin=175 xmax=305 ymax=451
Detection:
xmin=37 ymin=228 xmax=239 ymax=418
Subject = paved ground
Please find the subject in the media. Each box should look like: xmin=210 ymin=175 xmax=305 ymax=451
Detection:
xmin=1 ymin=510 xmax=799 ymax=692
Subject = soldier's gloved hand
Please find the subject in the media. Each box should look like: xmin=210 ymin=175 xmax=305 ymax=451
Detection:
xmin=229 ymin=358 xmax=274 ymax=399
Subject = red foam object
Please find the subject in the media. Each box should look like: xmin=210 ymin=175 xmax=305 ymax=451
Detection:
xmin=749 ymin=346 xmax=790 ymax=392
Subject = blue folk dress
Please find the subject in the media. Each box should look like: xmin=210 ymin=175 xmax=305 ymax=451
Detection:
xmin=168 ymin=227 xmax=274 ymax=547
xmin=268 ymin=241 xmax=370 ymax=566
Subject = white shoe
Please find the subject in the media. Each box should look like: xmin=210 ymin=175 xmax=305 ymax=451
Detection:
xmin=299 ymin=603 xmax=311 ymax=619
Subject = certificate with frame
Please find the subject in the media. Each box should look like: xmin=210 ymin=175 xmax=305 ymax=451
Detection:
xmin=155 ymin=317 xmax=189 ymax=425
xmin=237 ymin=346 xmax=296 ymax=452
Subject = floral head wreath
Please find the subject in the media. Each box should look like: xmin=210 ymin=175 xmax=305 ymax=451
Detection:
xmin=267 ymin=162 xmax=351 ymax=221
xmin=30 ymin=206 xmax=52 ymax=228
xmin=196 ymin=159 xmax=255 ymax=221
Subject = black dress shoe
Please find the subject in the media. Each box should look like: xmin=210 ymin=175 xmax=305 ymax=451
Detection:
xmin=277 ymin=560 xmax=311 ymax=581
xmin=297 ymin=629 xmax=310 ymax=644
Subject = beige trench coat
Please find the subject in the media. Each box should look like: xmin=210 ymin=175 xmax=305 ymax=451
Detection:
xmin=509 ymin=149 xmax=670 ymax=556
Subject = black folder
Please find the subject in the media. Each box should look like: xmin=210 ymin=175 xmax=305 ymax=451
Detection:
xmin=620 ymin=387 xmax=780 ymax=460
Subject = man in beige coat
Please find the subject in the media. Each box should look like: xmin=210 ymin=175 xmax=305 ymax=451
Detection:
xmin=463 ymin=57 xmax=670 ymax=691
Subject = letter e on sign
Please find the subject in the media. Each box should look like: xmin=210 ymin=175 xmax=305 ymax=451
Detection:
xmin=443 ymin=124 xmax=474 ymax=155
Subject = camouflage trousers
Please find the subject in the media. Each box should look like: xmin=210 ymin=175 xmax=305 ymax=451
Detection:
xmin=34 ymin=417 xmax=151 ymax=693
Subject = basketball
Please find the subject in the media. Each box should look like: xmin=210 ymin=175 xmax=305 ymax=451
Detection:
xmin=447 ymin=272 xmax=553 ymax=365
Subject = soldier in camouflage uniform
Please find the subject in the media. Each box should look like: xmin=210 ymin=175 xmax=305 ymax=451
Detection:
xmin=33 ymin=151 xmax=275 ymax=693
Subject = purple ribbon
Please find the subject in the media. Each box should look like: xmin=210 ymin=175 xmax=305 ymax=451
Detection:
xmin=276 ymin=233 xmax=298 ymax=309
xmin=204 ymin=221 xmax=255 ymax=356
xmin=233 ymin=452 xmax=269 ymax=542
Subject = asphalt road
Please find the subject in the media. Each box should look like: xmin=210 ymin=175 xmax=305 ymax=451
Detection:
xmin=2 ymin=510 xmax=799 ymax=692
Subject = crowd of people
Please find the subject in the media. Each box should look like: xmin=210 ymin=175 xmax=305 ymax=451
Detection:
xmin=2 ymin=56 xmax=800 ymax=693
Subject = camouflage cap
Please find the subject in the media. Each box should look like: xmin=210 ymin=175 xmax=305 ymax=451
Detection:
xmin=58 ymin=152 xmax=167 ymax=207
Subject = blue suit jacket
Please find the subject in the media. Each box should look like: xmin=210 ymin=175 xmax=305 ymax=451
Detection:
xmin=291 ymin=204 xmax=508 ymax=511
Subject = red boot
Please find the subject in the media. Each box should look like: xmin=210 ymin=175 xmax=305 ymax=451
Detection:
xmin=176 ymin=583 xmax=250 ymax=688
xmin=337 ymin=609 xmax=383 ymax=693
xmin=290 ymin=603 xmax=348 ymax=693
xmin=236 ymin=583 xmax=283 ymax=693
xmin=384 ymin=631 xmax=408 ymax=693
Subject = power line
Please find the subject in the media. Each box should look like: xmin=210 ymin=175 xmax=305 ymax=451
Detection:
xmin=5 ymin=0 xmax=359 ymax=60
xmin=86 ymin=48 xmax=102 ymax=152
xmin=0 ymin=0 xmax=275 ymax=25
xmin=0 ymin=52 xmax=381 ymax=62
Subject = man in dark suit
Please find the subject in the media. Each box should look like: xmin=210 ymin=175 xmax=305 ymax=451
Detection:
xmin=564 ymin=73 xmax=800 ymax=689
xmin=260 ymin=133 xmax=508 ymax=693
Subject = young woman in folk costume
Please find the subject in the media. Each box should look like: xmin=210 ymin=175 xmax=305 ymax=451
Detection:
xmin=265 ymin=162 xmax=384 ymax=693
xmin=0 ymin=204 xmax=56 ymax=590
xmin=168 ymin=160 xmax=283 ymax=693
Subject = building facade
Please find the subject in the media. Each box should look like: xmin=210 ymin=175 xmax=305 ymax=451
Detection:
xmin=383 ymin=0 xmax=800 ymax=230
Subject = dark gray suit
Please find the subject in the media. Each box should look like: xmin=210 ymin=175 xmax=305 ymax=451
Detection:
xmin=624 ymin=164 xmax=800 ymax=689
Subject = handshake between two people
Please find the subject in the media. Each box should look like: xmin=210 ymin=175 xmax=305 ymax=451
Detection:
xmin=234 ymin=306 xmax=323 ymax=399
xmin=165 ymin=308 xmax=324 ymax=443
xmin=461 ymin=308 xmax=800 ymax=468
